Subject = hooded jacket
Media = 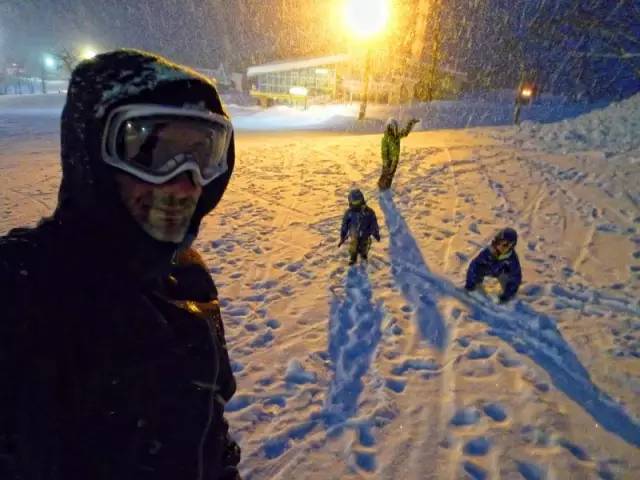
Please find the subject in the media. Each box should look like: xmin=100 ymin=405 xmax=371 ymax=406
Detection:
xmin=465 ymin=247 xmax=522 ymax=301
xmin=0 ymin=50 xmax=240 ymax=480
xmin=381 ymin=118 xmax=418 ymax=172
xmin=340 ymin=204 xmax=381 ymax=244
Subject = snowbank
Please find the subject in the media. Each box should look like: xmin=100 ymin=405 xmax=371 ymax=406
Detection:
xmin=0 ymin=93 xmax=66 ymax=116
xmin=0 ymin=90 xmax=606 ymax=133
xmin=516 ymin=93 xmax=640 ymax=155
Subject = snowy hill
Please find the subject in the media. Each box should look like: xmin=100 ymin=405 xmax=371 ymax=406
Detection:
xmin=1 ymin=91 xmax=603 ymax=133
xmin=516 ymin=93 xmax=640 ymax=156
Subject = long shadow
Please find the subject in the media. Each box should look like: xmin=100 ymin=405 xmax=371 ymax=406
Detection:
xmin=378 ymin=192 xmax=448 ymax=350
xmin=377 ymin=192 xmax=640 ymax=447
xmin=322 ymin=265 xmax=384 ymax=429
xmin=468 ymin=297 xmax=640 ymax=448
xmin=257 ymin=267 xmax=384 ymax=462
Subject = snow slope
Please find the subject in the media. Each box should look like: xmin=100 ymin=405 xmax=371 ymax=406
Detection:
xmin=1 ymin=91 xmax=603 ymax=133
xmin=515 ymin=93 xmax=640 ymax=155
xmin=1 ymin=98 xmax=639 ymax=479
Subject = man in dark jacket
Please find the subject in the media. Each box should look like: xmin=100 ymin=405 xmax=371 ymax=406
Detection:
xmin=465 ymin=227 xmax=522 ymax=303
xmin=338 ymin=189 xmax=381 ymax=265
xmin=0 ymin=50 xmax=240 ymax=479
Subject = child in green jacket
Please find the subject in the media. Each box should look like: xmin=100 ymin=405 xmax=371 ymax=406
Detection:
xmin=378 ymin=117 xmax=419 ymax=191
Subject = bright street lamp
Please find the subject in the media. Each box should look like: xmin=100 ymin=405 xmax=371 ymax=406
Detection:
xmin=343 ymin=0 xmax=390 ymax=120
xmin=344 ymin=0 xmax=389 ymax=40
xmin=43 ymin=54 xmax=56 ymax=70
xmin=41 ymin=53 xmax=58 ymax=94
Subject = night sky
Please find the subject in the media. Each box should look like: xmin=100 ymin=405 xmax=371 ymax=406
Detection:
xmin=1 ymin=0 xmax=638 ymax=99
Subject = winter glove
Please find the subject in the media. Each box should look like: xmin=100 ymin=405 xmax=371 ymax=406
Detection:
xmin=338 ymin=238 xmax=345 ymax=247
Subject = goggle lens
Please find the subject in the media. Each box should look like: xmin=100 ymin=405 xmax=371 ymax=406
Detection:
xmin=114 ymin=115 xmax=229 ymax=181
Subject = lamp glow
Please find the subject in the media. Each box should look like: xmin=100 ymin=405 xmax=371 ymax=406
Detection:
xmin=81 ymin=47 xmax=98 ymax=60
xmin=43 ymin=55 xmax=56 ymax=70
xmin=344 ymin=0 xmax=389 ymax=39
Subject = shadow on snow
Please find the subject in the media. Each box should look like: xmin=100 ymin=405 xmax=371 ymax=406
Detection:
xmin=377 ymin=190 xmax=640 ymax=448
xmin=378 ymin=192 xmax=448 ymax=350
xmin=323 ymin=265 xmax=384 ymax=429
xmin=260 ymin=265 xmax=384 ymax=463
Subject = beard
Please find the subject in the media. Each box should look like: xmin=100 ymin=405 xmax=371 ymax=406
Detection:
xmin=131 ymin=189 xmax=199 ymax=243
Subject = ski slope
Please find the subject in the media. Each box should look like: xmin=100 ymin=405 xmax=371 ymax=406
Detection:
xmin=1 ymin=94 xmax=639 ymax=479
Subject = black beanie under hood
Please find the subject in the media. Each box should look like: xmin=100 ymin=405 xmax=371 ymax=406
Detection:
xmin=54 ymin=49 xmax=234 ymax=279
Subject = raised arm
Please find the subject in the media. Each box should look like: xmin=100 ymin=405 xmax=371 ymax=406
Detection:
xmin=399 ymin=118 xmax=419 ymax=138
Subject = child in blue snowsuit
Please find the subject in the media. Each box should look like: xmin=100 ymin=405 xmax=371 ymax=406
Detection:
xmin=339 ymin=189 xmax=381 ymax=265
xmin=465 ymin=228 xmax=522 ymax=303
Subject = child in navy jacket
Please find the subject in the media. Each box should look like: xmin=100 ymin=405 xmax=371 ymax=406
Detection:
xmin=465 ymin=228 xmax=522 ymax=303
xmin=339 ymin=189 xmax=381 ymax=265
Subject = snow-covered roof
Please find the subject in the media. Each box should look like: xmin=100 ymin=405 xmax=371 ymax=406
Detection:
xmin=247 ymin=54 xmax=350 ymax=77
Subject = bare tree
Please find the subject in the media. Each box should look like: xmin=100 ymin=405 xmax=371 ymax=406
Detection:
xmin=53 ymin=48 xmax=78 ymax=75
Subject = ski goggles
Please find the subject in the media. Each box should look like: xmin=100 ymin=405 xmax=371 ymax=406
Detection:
xmin=101 ymin=104 xmax=233 ymax=186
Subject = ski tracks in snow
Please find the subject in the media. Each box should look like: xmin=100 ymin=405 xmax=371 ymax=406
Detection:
xmin=206 ymin=137 xmax=639 ymax=478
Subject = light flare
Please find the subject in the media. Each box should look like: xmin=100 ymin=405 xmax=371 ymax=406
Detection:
xmin=344 ymin=0 xmax=390 ymax=39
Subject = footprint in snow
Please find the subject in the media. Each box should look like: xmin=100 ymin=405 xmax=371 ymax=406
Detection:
xmin=463 ymin=436 xmax=491 ymax=456
xmin=517 ymin=461 xmax=546 ymax=480
xmin=450 ymin=407 xmax=481 ymax=427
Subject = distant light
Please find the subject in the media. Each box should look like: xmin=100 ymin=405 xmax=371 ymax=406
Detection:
xmin=344 ymin=0 xmax=390 ymax=39
xmin=43 ymin=55 xmax=56 ymax=69
xmin=315 ymin=68 xmax=329 ymax=75
xmin=81 ymin=47 xmax=98 ymax=60
xmin=521 ymin=88 xmax=533 ymax=98
xmin=289 ymin=86 xmax=308 ymax=96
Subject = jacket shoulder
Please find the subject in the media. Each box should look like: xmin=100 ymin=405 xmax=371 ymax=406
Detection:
xmin=168 ymin=247 xmax=217 ymax=302
xmin=474 ymin=247 xmax=492 ymax=261
xmin=0 ymin=227 xmax=49 ymax=346
xmin=175 ymin=247 xmax=208 ymax=270
xmin=0 ymin=227 xmax=46 ymax=290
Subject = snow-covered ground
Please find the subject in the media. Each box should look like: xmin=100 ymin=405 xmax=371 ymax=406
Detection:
xmin=1 ymin=94 xmax=639 ymax=479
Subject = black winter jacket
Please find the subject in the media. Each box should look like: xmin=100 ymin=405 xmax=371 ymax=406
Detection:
xmin=0 ymin=50 xmax=240 ymax=480
xmin=0 ymin=222 xmax=240 ymax=480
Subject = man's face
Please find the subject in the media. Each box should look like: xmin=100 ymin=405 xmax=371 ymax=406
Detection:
xmin=114 ymin=172 xmax=202 ymax=243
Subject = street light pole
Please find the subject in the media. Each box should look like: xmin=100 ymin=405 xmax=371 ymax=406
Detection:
xmin=344 ymin=0 xmax=389 ymax=121
xmin=41 ymin=54 xmax=58 ymax=95
xmin=41 ymin=57 xmax=48 ymax=95
xmin=358 ymin=48 xmax=372 ymax=120
xmin=41 ymin=65 xmax=47 ymax=95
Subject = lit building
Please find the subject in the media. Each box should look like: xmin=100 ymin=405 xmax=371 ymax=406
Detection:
xmin=247 ymin=54 xmax=350 ymax=106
